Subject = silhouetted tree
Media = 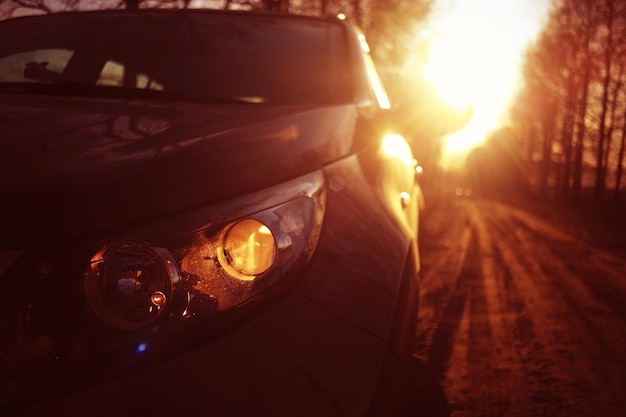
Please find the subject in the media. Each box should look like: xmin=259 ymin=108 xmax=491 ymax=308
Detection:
xmin=511 ymin=0 xmax=626 ymax=206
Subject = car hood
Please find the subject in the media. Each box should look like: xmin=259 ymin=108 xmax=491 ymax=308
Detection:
xmin=0 ymin=95 xmax=360 ymax=247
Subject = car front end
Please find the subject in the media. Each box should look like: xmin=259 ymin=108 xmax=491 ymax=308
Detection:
xmin=0 ymin=9 xmax=430 ymax=416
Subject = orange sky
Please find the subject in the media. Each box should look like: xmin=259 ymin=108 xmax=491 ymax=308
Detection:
xmin=417 ymin=0 xmax=552 ymax=167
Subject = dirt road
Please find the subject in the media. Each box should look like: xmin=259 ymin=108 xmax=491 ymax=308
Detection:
xmin=414 ymin=195 xmax=626 ymax=417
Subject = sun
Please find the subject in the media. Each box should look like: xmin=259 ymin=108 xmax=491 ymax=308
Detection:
xmin=421 ymin=13 xmax=519 ymax=164
xmin=423 ymin=31 xmax=486 ymax=111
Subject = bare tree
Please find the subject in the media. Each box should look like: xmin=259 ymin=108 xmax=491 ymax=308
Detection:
xmin=593 ymin=0 xmax=621 ymax=202
xmin=511 ymin=0 xmax=626 ymax=206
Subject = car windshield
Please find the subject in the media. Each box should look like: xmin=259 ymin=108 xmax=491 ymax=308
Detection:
xmin=0 ymin=11 xmax=349 ymax=105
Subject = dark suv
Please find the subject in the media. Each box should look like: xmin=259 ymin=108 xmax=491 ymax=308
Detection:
xmin=0 ymin=9 xmax=446 ymax=416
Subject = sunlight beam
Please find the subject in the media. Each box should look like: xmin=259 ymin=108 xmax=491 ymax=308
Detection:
xmin=417 ymin=0 xmax=551 ymax=168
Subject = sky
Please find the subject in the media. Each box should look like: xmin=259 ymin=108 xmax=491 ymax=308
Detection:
xmin=418 ymin=0 xmax=553 ymax=166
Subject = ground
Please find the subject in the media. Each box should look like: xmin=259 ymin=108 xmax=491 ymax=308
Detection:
xmin=413 ymin=191 xmax=626 ymax=417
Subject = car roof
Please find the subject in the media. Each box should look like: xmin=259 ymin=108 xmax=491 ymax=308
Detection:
xmin=2 ymin=7 xmax=352 ymax=27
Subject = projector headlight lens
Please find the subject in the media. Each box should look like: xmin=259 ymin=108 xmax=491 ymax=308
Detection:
xmin=217 ymin=219 xmax=277 ymax=281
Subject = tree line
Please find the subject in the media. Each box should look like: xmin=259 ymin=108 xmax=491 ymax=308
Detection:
xmin=509 ymin=0 xmax=626 ymax=206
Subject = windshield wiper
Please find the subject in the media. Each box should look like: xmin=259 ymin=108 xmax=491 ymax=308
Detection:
xmin=0 ymin=81 xmax=180 ymax=100
xmin=0 ymin=81 xmax=265 ymax=104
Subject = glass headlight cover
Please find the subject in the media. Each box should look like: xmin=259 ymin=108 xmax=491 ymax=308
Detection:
xmin=176 ymin=196 xmax=320 ymax=315
xmin=0 ymin=171 xmax=325 ymax=410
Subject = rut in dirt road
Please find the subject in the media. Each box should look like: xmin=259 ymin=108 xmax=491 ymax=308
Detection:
xmin=414 ymin=196 xmax=626 ymax=417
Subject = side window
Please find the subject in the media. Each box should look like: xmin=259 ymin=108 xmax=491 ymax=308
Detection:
xmin=0 ymin=49 xmax=74 ymax=82
xmin=97 ymin=60 xmax=164 ymax=90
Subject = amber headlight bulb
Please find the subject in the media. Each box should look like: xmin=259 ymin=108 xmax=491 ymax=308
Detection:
xmin=217 ymin=219 xmax=277 ymax=281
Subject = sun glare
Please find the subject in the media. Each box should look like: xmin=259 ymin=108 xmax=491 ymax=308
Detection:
xmin=416 ymin=0 xmax=549 ymax=169
xmin=423 ymin=31 xmax=489 ymax=111
xmin=423 ymin=15 xmax=517 ymax=166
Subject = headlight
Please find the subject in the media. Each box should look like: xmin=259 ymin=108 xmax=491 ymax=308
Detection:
xmin=0 ymin=172 xmax=325 ymax=410
xmin=84 ymin=241 xmax=180 ymax=331
xmin=217 ymin=219 xmax=277 ymax=280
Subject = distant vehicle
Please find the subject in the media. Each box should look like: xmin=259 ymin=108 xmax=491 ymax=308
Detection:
xmin=0 ymin=9 xmax=447 ymax=416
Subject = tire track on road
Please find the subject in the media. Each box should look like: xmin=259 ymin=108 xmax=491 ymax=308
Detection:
xmin=460 ymin=202 xmax=536 ymax=417
xmin=477 ymin=199 xmax=626 ymax=416
xmin=478 ymin=202 xmax=580 ymax=416
xmin=417 ymin=197 xmax=626 ymax=416
xmin=418 ymin=199 xmax=536 ymax=416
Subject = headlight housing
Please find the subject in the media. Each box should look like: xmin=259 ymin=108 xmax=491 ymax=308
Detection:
xmin=0 ymin=172 xmax=325 ymax=410
xmin=84 ymin=241 xmax=180 ymax=331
